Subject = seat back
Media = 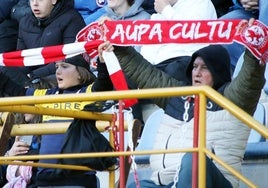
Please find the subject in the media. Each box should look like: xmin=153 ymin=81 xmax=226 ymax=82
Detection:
xmin=135 ymin=108 xmax=164 ymax=164
xmin=232 ymin=52 xmax=244 ymax=79
xmin=232 ymin=52 xmax=268 ymax=94
xmin=248 ymin=103 xmax=266 ymax=143
xmin=232 ymin=53 xmax=267 ymax=143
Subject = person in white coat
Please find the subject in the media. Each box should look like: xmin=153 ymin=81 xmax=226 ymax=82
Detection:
xmin=140 ymin=0 xmax=217 ymax=82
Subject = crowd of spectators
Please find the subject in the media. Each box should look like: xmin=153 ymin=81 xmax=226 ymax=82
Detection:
xmin=0 ymin=0 xmax=267 ymax=188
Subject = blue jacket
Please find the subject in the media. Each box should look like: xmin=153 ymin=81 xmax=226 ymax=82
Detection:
xmin=74 ymin=0 xmax=107 ymax=25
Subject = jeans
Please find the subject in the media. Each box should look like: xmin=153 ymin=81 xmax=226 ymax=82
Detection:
xmin=128 ymin=153 xmax=233 ymax=188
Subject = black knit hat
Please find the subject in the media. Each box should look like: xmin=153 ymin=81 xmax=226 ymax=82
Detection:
xmin=64 ymin=54 xmax=90 ymax=71
xmin=186 ymin=45 xmax=231 ymax=90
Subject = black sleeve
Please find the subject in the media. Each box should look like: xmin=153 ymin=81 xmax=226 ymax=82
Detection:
xmin=91 ymin=59 xmax=113 ymax=92
xmin=0 ymin=71 xmax=26 ymax=96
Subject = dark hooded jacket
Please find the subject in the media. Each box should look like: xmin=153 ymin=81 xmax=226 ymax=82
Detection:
xmin=3 ymin=0 xmax=86 ymax=86
xmin=17 ymin=0 xmax=84 ymax=50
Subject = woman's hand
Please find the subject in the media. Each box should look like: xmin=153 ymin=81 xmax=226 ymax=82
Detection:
xmin=154 ymin=0 xmax=170 ymax=14
xmin=8 ymin=136 xmax=30 ymax=156
xmin=97 ymin=16 xmax=114 ymax=63
xmin=98 ymin=41 xmax=114 ymax=63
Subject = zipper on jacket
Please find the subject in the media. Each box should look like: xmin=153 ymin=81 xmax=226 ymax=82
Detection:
xmin=162 ymin=134 xmax=172 ymax=168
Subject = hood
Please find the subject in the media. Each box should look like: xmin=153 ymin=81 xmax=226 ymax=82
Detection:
xmin=186 ymin=45 xmax=231 ymax=90
xmin=105 ymin=0 xmax=146 ymax=20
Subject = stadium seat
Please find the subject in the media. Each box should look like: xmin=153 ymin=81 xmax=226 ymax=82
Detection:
xmin=126 ymin=109 xmax=164 ymax=187
xmin=134 ymin=108 xmax=164 ymax=164
xmin=247 ymin=103 xmax=266 ymax=143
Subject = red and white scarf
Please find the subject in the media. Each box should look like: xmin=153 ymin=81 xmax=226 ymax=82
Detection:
xmin=0 ymin=20 xmax=267 ymax=107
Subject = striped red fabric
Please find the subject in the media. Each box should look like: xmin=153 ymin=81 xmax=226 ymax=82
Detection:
xmin=0 ymin=20 xmax=267 ymax=108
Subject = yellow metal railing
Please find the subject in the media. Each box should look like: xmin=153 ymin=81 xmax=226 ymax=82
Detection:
xmin=0 ymin=86 xmax=268 ymax=188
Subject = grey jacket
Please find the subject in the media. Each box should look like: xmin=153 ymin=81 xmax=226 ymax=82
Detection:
xmin=104 ymin=0 xmax=150 ymax=20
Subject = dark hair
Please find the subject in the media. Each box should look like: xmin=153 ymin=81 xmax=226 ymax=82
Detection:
xmin=76 ymin=66 xmax=96 ymax=85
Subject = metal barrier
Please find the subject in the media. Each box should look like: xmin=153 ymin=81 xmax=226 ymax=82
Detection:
xmin=0 ymin=86 xmax=268 ymax=188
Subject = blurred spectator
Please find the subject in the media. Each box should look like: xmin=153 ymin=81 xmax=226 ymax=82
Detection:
xmin=0 ymin=0 xmax=19 ymax=22
xmin=1 ymin=76 xmax=56 ymax=188
xmin=220 ymin=0 xmax=268 ymax=72
xmin=3 ymin=113 xmax=42 ymax=188
xmin=0 ymin=0 xmax=31 ymax=53
xmin=140 ymin=0 xmax=234 ymax=17
xmin=140 ymin=0 xmax=217 ymax=82
xmin=74 ymin=0 xmax=107 ymax=25
xmin=141 ymin=0 xmax=156 ymax=14
xmin=104 ymin=0 xmax=150 ymax=21
xmin=1 ymin=113 xmax=42 ymax=188
xmin=103 ymin=0 xmax=150 ymax=52
xmin=211 ymin=0 xmax=234 ymax=17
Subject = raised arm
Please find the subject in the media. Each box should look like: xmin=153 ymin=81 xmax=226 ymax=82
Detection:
xmin=98 ymin=41 xmax=186 ymax=108
xmin=224 ymin=49 xmax=265 ymax=115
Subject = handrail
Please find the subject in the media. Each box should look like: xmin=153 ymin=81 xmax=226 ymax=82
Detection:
xmin=0 ymin=86 xmax=267 ymax=188
xmin=0 ymin=86 xmax=266 ymax=137
xmin=0 ymin=121 xmax=129 ymax=135
xmin=0 ymin=105 xmax=113 ymax=121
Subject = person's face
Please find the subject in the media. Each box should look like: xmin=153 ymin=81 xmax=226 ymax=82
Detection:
xmin=55 ymin=62 xmax=81 ymax=89
xmin=191 ymin=57 xmax=214 ymax=87
xmin=29 ymin=0 xmax=57 ymax=19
